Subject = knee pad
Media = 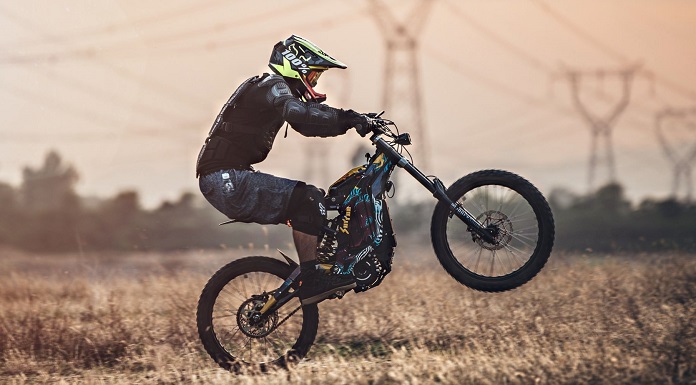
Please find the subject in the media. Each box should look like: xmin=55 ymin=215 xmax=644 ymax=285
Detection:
xmin=287 ymin=182 xmax=326 ymax=236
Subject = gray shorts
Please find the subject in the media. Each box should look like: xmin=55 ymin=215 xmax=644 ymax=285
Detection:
xmin=199 ymin=169 xmax=299 ymax=225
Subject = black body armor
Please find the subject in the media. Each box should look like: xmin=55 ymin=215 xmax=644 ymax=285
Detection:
xmin=196 ymin=73 xmax=358 ymax=177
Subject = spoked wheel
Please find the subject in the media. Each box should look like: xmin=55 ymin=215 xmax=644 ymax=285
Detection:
xmin=431 ymin=170 xmax=555 ymax=292
xmin=197 ymin=256 xmax=318 ymax=371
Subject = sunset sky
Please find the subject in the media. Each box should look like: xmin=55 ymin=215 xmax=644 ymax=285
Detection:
xmin=1 ymin=0 xmax=695 ymax=207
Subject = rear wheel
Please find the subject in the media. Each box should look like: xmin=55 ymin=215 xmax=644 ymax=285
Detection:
xmin=196 ymin=256 xmax=319 ymax=371
xmin=431 ymin=170 xmax=554 ymax=292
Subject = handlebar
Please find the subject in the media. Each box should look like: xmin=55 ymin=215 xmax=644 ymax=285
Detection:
xmin=355 ymin=111 xmax=393 ymax=138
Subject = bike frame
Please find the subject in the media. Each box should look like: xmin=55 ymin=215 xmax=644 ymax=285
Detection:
xmin=258 ymin=128 xmax=495 ymax=318
xmin=369 ymin=132 xmax=496 ymax=244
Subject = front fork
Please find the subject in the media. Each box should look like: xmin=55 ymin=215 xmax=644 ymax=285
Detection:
xmin=397 ymin=161 xmax=496 ymax=244
xmin=373 ymin=136 xmax=496 ymax=244
xmin=430 ymin=178 xmax=497 ymax=244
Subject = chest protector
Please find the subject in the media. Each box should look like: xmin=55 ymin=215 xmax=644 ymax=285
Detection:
xmin=196 ymin=75 xmax=262 ymax=176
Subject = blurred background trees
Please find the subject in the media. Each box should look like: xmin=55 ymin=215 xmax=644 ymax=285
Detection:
xmin=0 ymin=150 xmax=695 ymax=253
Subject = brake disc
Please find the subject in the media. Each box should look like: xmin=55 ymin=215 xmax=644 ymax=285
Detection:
xmin=474 ymin=210 xmax=513 ymax=251
xmin=236 ymin=296 xmax=279 ymax=338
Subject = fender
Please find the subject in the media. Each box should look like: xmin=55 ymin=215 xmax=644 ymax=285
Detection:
xmin=277 ymin=249 xmax=299 ymax=268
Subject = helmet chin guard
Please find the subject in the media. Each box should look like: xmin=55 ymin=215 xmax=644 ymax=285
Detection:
xmin=301 ymin=77 xmax=327 ymax=102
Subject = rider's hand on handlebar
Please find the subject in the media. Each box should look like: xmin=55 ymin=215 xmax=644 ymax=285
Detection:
xmin=345 ymin=110 xmax=372 ymax=137
xmin=355 ymin=116 xmax=372 ymax=137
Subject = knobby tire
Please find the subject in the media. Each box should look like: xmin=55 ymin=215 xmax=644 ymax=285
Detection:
xmin=196 ymin=256 xmax=319 ymax=372
xmin=431 ymin=170 xmax=555 ymax=292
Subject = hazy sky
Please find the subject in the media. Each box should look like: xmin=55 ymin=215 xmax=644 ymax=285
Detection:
xmin=1 ymin=0 xmax=695 ymax=207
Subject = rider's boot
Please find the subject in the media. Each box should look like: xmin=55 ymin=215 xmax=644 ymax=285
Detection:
xmin=293 ymin=230 xmax=356 ymax=305
xmin=299 ymin=267 xmax=356 ymax=305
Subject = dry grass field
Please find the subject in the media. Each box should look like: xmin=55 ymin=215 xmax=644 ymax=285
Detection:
xmin=0 ymin=246 xmax=694 ymax=385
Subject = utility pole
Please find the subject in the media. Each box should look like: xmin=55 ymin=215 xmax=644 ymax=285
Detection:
xmin=562 ymin=66 xmax=640 ymax=191
xmin=369 ymin=0 xmax=434 ymax=169
xmin=655 ymin=107 xmax=696 ymax=202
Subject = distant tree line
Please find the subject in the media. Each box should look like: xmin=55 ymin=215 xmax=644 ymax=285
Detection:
xmin=1 ymin=151 xmax=695 ymax=253
xmin=549 ymin=183 xmax=696 ymax=252
xmin=0 ymin=151 xmax=292 ymax=253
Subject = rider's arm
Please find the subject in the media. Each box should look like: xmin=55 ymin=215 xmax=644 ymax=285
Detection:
xmin=265 ymin=80 xmax=360 ymax=137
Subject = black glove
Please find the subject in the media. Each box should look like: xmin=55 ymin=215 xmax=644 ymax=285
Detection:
xmin=342 ymin=110 xmax=372 ymax=137
xmin=355 ymin=118 xmax=372 ymax=137
xmin=354 ymin=114 xmax=372 ymax=137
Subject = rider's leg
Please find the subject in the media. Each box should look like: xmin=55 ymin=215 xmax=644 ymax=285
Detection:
xmin=286 ymin=183 xmax=355 ymax=304
xmin=286 ymin=183 xmax=325 ymax=268
xmin=293 ymin=229 xmax=318 ymax=264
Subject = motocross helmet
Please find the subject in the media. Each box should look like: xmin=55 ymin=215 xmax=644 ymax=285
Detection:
xmin=268 ymin=35 xmax=347 ymax=102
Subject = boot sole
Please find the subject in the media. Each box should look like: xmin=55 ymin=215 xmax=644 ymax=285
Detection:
xmin=300 ymin=282 xmax=357 ymax=305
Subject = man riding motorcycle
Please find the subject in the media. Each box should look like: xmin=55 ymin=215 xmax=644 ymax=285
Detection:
xmin=196 ymin=35 xmax=371 ymax=305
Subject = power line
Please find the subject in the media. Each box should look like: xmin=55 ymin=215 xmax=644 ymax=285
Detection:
xmin=93 ymin=58 xmax=210 ymax=110
xmin=132 ymin=0 xmax=318 ymax=50
xmin=424 ymin=45 xmax=570 ymax=112
xmin=426 ymin=44 xmax=661 ymax=173
xmin=0 ymin=4 xmax=367 ymax=149
xmin=19 ymin=66 xmax=191 ymax=123
xmin=444 ymin=0 xmax=666 ymax=127
xmin=427 ymin=8 xmax=664 ymax=134
xmin=442 ymin=0 xmax=553 ymax=74
xmin=606 ymin=1 xmax=693 ymax=44
xmin=428 ymin=2 xmax=675 ymax=192
xmin=0 ymin=0 xmax=231 ymax=51
xmin=0 ymin=0 xmax=325 ymax=64
xmin=442 ymin=0 xmax=676 ymax=157
xmin=0 ymin=5 xmax=211 ymax=111
xmin=162 ymin=9 xmax=368 ymax=57
xmin=527 ymin=0 xmax=696 ymax=102
xmin=527 ymin=0 xmax=629 ymax=63
xmin=0 ymin=78 xmax=204 ymax=141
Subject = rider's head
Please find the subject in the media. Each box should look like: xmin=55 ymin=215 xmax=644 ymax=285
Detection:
xmin=268 ymin=35 xmax=347 ymax=103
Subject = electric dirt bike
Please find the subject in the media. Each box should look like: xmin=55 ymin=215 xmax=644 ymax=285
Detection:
xmin=196 ymin=113 xmax=555 ymax=371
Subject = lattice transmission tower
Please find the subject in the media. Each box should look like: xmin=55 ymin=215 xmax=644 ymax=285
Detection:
xmin=655 ymin=107 xmax=696 ymax=202
xmin=369 ymin=0 xmax=435 ymax=169
xmin=562 ymin=66 xmax=640 ymax=191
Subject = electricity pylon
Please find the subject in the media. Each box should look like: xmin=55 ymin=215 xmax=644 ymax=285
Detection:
xmin=655 ymin=107 xmax=696 ymax=202
xmin=562 ymin=66 xmax=640 ymax=191
xmin=369 ymin=0 xmax=435 ymax=169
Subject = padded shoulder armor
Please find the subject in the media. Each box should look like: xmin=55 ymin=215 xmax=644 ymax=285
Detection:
xmin=268 ymin=81 xmax=293 ymax=101
xmin=257 ymin=73 xmax=285 ymax=87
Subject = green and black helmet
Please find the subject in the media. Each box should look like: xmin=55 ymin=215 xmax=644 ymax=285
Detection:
xmin=269 ymin=35 xmax=347 ymax=102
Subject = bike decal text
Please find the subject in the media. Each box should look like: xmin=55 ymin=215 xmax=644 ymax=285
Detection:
xmin=339 ymin=206 xmax=351 ymax=234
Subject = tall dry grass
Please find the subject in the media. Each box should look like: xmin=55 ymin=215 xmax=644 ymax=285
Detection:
xmin=0 ymin=248 xmax=694 ymax=384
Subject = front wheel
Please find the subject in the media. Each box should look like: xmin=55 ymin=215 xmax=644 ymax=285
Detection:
xmin=431 ymin=170 xmax=554 ymax=292
xmin=197 ymin=256 xmax=319 ymax=371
